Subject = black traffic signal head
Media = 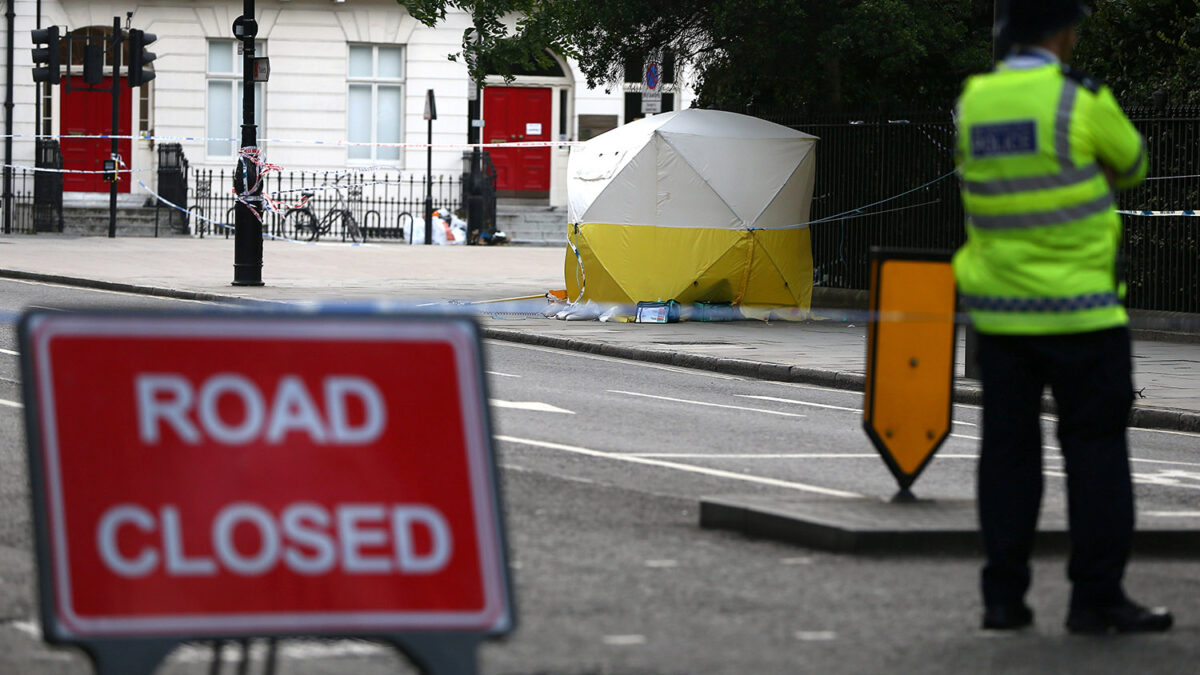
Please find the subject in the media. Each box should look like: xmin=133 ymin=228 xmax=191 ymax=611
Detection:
xmin=82 ymin=43 xmax=104 ymax=85
xmin=128 ymin=29 xmax=157 ymax=87
xmin=31 ymin=26 xmax=61 ymax=85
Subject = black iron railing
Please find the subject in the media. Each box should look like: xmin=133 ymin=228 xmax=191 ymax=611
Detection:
xmin=185 ymin=170 xmax=465 ymax=242
xmin=766 ymin=107 xmax=1200 ymax=313
xmin=3 ymin=168 xmax=38 ymax=234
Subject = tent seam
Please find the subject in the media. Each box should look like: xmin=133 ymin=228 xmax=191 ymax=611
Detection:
xmin=659 ymin=133 xmax=743 ymax=227
xmin=747 ymin=147 xmax=812 ymax=228
xmin=747 ymin=232 xmax=806 ymax=305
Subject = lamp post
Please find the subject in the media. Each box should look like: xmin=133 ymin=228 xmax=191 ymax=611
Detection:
xmin=423 ymin=89 xmax=436 ymax=245
xmin=232 ymin=0 xmax=263 ymax=286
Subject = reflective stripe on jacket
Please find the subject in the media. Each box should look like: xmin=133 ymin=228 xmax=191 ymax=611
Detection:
xmin=952 ymin=53 xmax=1147 ymax=335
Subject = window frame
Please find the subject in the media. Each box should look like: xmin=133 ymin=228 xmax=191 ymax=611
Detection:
xmin=346 ymin=43 xmax=406 ymax=164
xmin=205 ymin=40 xmax=266 ymax=160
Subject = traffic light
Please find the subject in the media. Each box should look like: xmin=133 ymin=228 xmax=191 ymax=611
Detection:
xmin=83 ymin=43 xmax=104 ymax=85
xmin=31 ymin=26 xmax=61 ymax=85
xmin=128 ymin=29 xmax=157 ymax=87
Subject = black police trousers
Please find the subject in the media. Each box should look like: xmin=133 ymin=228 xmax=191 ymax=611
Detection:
xmin=976 ymin=326 xmax=1135 ymax=610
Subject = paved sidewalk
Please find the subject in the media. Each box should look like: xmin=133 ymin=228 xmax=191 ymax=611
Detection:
xmin=2 ymin=235 xmax=1198 ymax=430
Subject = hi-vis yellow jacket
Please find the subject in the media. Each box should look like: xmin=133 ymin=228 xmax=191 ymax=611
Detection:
xmin=953 ymin=50 xmax=1147 ymax=335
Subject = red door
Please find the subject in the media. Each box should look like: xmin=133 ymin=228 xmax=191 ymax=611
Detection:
xmin=483 ymin=87 xmax=552 ymax=194
xmin=60 ymin=76 xmax=132 ymax=193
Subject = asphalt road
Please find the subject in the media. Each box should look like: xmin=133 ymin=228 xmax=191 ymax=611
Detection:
xmin=1 ymin=279 xmax=1199 ymax=674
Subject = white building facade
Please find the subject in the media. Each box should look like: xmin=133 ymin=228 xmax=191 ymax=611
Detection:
xmin=3 ymin=0 xmax=694 ymax=208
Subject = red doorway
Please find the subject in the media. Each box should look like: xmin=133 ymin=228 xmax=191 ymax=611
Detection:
xmin=483 ymin=87 xmax=552 ymax=195
xmin=60 ymin=76 xmax=132 ymax=193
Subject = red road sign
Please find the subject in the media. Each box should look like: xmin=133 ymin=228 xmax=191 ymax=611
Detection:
xmin=20 ymin=313 xmax=512 ymax=640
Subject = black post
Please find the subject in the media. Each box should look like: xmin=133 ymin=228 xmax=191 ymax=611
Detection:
xmin=232 ymin=0 xmax=263 ymax=285
xmin=34 ymin=0 xmax=41 ymax=140
xmin=467 ymin=76 xmax=483 ymax=244
xmin=108 ymin=17 xmax=121 ymax=238
xmin=424 ymin=97 xmax=433 ymax=246
xmin=4 ymin=0 xmax=15 ymax=235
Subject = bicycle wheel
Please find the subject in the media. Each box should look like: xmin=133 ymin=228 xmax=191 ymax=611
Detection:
xmin=341 ymin=211 xmax=365 ymax=244
xmin=285 ymin=208 xmax=320 ymax=241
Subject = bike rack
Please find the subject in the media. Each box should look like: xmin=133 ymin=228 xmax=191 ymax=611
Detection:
xmin=187 ymin=205 xmax=206 ymax=238
xmin=398 ymin=211 xmax=414 ymax=244
xmin=363 ymin=210 xmax=382 ymax=239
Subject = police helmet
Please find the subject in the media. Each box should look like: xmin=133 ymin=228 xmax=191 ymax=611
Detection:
xmin=995 ymin=0 xmax=1090 ymax=46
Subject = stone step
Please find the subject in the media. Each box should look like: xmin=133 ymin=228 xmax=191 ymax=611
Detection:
xmin=61 ymin=221 xmax=190 ymax=237
xmin=59 ymin=207 xmax=190 ymax=237
xmin=495 ymin=205 xmax=569 ymax=246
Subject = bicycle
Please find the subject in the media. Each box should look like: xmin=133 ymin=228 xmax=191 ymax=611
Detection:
xmin=283 ymin=174 xmax=365 ymax=243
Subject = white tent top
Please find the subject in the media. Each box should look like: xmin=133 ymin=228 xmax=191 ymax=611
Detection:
xmin=567 ymin=109 xmax=818 ymax=230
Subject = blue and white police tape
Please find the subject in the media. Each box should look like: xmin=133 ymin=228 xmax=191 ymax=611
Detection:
xmin=0 ymin=132 xmax=580 ymax=150
xmin=1118 ymin=209 xmax=1198 ymax=217
xmin=131 ymin=178 xmax=379 ymax=248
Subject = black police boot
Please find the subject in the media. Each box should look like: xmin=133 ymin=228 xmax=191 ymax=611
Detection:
xmin=982 ymin=603 xmax=1034 ymax=630
xmin=1066 ymin=599 xmax=1173 ymax=634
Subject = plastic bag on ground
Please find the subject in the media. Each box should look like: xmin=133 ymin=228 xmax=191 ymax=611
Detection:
xmin=406 ymin=210 xmax=465 ymax=245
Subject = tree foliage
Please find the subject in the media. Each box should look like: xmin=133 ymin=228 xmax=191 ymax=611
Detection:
xmin=1075 ymin=0 xmax=1200 ymax=105
xmin=394 ymin=0 xmax=995 ymax=113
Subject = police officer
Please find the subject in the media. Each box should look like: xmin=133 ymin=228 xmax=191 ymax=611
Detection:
xmin=954 ymin=0 xmax=1173 ymax=633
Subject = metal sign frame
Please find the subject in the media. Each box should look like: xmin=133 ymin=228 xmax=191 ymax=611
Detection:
xmin=18 ymin=310 xmax=515 ymax=675
xmin=862 ymin=247 xmax=957 ymax=500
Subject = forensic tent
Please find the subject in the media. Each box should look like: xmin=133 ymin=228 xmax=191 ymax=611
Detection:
xmin=565 ymin=109 xmax=818 ymax=319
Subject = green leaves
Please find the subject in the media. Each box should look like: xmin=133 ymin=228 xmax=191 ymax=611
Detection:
xmin=395 ymin=0 xmax=994 ymax=112
xmin=1075 ymin=0 xmax=1200 ymax=105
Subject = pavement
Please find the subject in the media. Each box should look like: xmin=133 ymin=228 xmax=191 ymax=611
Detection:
xmin=2 ymin=234 xmax=1199 ymax=435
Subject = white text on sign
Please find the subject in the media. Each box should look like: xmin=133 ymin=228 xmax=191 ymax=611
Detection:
xmin=136 ymin=374 xmax=386 ymax=445
xmin=97 ymin=502 xmax=453 ymax=578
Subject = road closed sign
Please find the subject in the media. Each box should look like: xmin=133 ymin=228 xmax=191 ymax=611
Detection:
xmin=18 ymin=311 xmax=513 ymax=648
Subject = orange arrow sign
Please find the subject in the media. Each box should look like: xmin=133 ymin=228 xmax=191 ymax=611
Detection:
xmin=863 ymin=248 xmax=957 ymax=499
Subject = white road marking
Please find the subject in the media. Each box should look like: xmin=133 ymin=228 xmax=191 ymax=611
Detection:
xmin=3 ymin=278 xmax=217 ymax=303
xmin=644 ymin=559 xmax=678 ymax=568
xmin=1130 ymin=470 xmax=1200 ymax=491
xmin=1128 ymin=457 xmax=1200 ymax=468
xmin=0 ymin=622 xmax=395 ymax=662
xmin=1131 ymin=426 xmax=1200 ymax=439
xmin=629 ymin=453 xmax=882 ymax=459
xmin=740 ymin=393 xmax=980 ymax=428
xmin=496 ymin=435 xmax=863 ymax=498
xmin=486 ymin=371 xmax=521 ymax=378
xmin=794 ymin=630 xmax=837 ymax=641
xmin=0 ymin=347 xmax=18 ymax=356
xmin=0 ymin=398 xmax=23 ymax=409
xmin=485 ymin=339 xmax=743 ymax=380
xmin=737 ymin=394 xmax=861 ymax=413
xmin=625 ymin=453 xmax=981 ymax=460
xmin=484 ymin=338 xmax=1198 ymax=438
xmin=603 ymin=635 xmax=647 ymax=646
xmin=2 ymin=620 xmax=73 ymax=661
xmin=609 ymin=390 xmax=806 ymax=418
xmin=769 ymin=380 xmax=859 ymax=395
xmin=490 ymin=399 xmax=574 ymax=414
xmin=1144 ymin=511 xmax=1200 ymax=517
xmin=167 ymin=639 xmax=387 ymax=664
xmin=780 ymin=557 xmax=814 ymax=565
